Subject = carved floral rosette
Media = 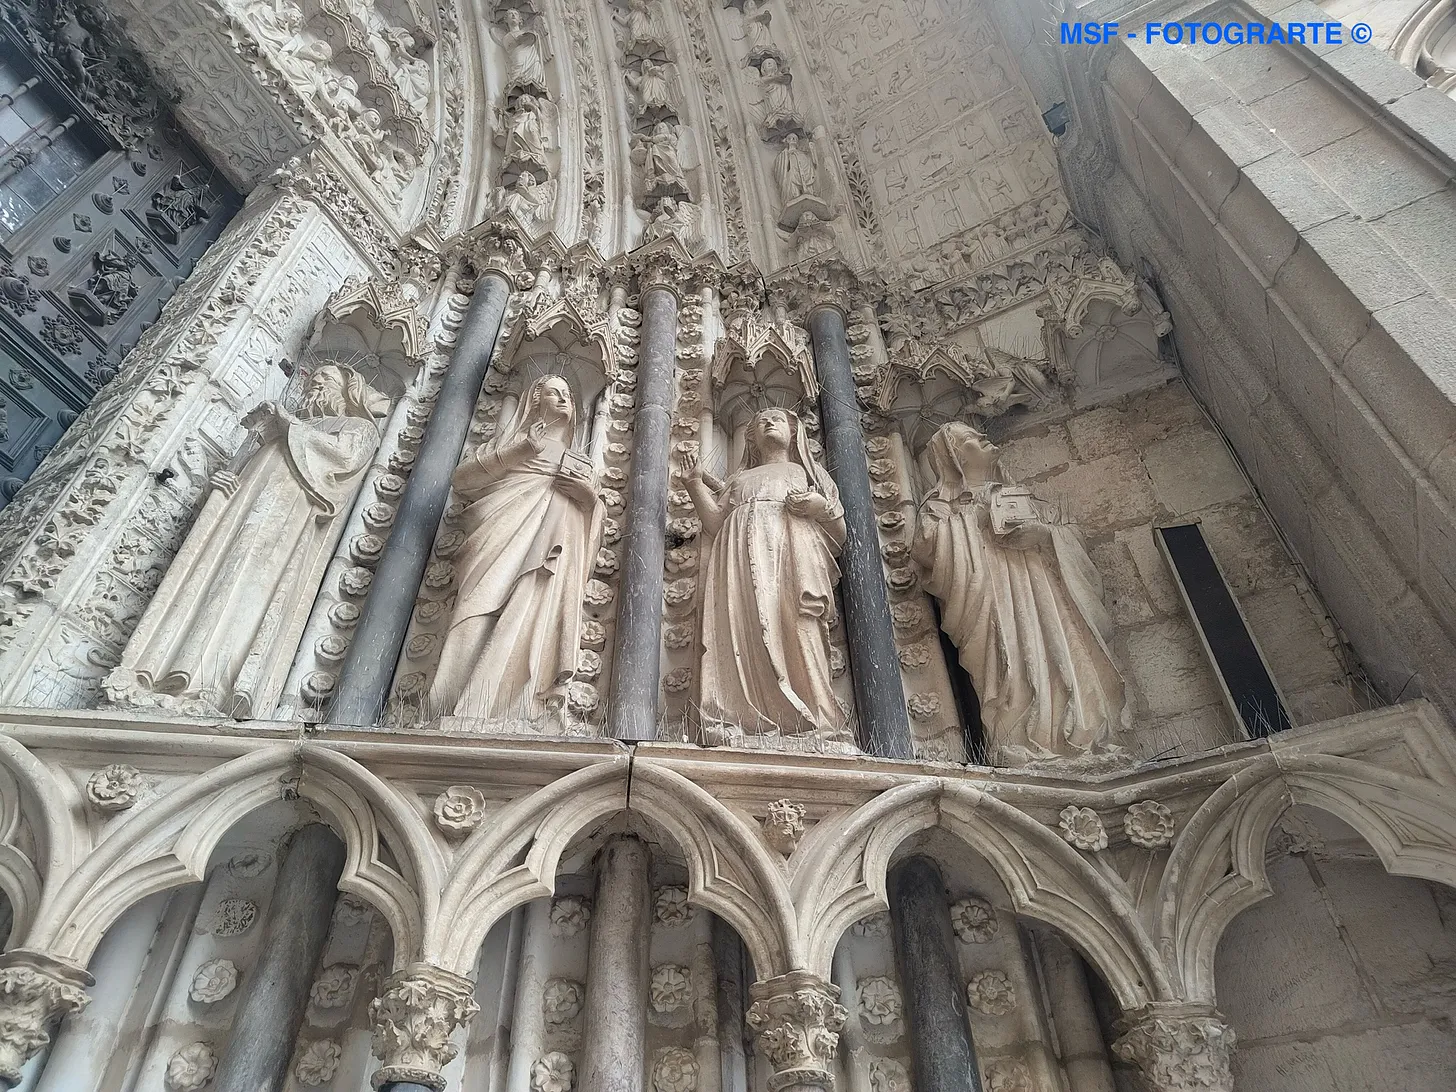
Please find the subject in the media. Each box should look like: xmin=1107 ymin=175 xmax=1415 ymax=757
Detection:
xmin=1112 ymin=1005 xmax=1236 ymax=1092
xmin=745 ymin=971 xmax=847 ymax=1092
xmin=368 ymin=963 xmax=480 ymax=1091
xmin=0 ymin=951 xmax=93 ymax=1084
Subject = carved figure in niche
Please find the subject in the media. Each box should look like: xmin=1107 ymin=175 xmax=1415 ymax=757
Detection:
xmin=106 ymin=366 xmax=389 ymax=716
xmin=739 ymin=0 xmax=774 ymax=59
xmin=491 ymin=8 xmax=549 ymax=97
xmin=755 ymin=55 xmax=800 ymax=134
xmin=428 ymin=376 xmax=605 ymax=723
xmin=683 ymin=408 xmax=851 ymax=745
xmin=276 ymin=35 xmax=334 ymax=97
xmin=494 ymin=172 xmax=557 ymax=226
xmin=643 ymin=195 xmax=704 ymax=255
xmin=632 ymin=121 xmax=688 ymax=200
xmin=791 ymin=211 xmax=836 ymax=262
xmin=495 ymin=93 xmax=554 ymax=172
xmin=913 ymin=422 xmax=1125 ymax=762
xmin=391 ymin=34 xmax=432 ymax=114
xmin=69 ymin=244 xmax=139 ymax=325
xmin=627 ymin=58 xmax=673 ymax=116
xmin=619 ymin=0 xmax=667 ymax=46
xmin=148 ymin=174 xmax=209 ymax=243
xmin=246 ymin=0 xmax=304 ymax=54
xmin=773 ymin=132 xmax=830 ymax=230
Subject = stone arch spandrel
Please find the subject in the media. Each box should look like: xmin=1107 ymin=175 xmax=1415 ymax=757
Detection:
xmin=431 ymin=760 xmax=632 ymax=972
xmin=793 ymin=778 xmax=1167 ymax=1011
xmin=628 ymin=759 xmax=799 ymax=975
xmin=28 ymin=745 xmax=436 ymax=971
xmin=1158 ymin=751 xmax=1456 ymax=1004
xmin=0 ymin=736 xmax=79 ymax=947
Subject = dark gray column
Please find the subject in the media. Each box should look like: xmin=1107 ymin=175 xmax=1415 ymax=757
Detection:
xmin=1037 ymin=932 xmax=1117 ymax=1092
xmin=888 ymin=855 xmax=982 ymax=1092
xmin=214 ymin=824 xmax=345 ymax=1092
xmin=579 ymin=835 xmax=651 ymax=1091
xmin=607 ymin=285 xmax=679 ymax=742
xmin=808 ymin=305 xmax=913 ymax=760
xmin=712 ymin=915 xmax=750 ymax=1092
xmin=329 ymin=272 xmax=512 ymax=727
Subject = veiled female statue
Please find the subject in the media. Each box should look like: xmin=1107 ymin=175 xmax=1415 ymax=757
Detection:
xmin=683 ymin=408 xmax=851 ymax=745
xmin=914 ymin=422 xmax=1126 ymax=762
xmin=107 ymin=365 xmax=389 ymax=716
xmin=429 ymin=375 xmax=604 ymax=723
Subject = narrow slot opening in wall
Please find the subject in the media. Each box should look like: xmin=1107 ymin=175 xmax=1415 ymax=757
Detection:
xmin=1156 ymin=522 xmax=1292 ymax=738
xmin=931 ymin=596 xmax=987 ymax=764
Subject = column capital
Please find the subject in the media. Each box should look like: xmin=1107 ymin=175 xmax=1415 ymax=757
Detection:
xmin=769 ymin=258 xmax=875 ymax=324
xmin=369 ymin=962 xmax=480 ymax=1091
xmin=746 ymin=971 xmax=848 ymax=1092
xmin=0 ymin=949 xmax=92 ymax=1086
xmin=451 ymin=218 xmax=537 ymax=290
xmin=1111 ymin=1002 xmax=1236 ymax=1092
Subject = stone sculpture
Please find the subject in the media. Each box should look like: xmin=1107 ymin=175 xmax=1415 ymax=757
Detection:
xmin=492 ymin=8 xmax=549 ymax=96
xmin=914 ymin=421 xmax=1125 ymax=763
xmin=428 ymin=375 xmax=605 ymax=723
xmin=105 ymin=365 xmax=388 ymax=717
xmin=683 ymin=407 xmax=850 ymax=745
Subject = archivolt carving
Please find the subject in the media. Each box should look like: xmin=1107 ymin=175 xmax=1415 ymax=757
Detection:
xmin=1157 ymin=748 xmax=1456 ymax=1002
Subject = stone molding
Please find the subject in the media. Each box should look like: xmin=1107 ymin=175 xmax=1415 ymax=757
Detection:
xmin=0 ymin=700 xmax=1449 ymax=1025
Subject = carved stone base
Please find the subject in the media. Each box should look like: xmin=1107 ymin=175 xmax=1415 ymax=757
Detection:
xmin=368 ymin=963 xmax=480 ymax=1091
xmin=0 ymin=949 xmax=93 ymax=1086
xmin=1112 ymin=1004 xmax=1236 ymax=1092
xmin=746 ymin=970 xmax=848 ymax=1092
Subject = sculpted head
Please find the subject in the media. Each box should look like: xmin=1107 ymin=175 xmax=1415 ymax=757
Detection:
xmin=748 ymin=407 xmax=793 ymax=459
xmin=927 ymin=421 xmax=1001 ymax=496
xmin=534 ymin=375 xmax=574 ymax=423
xmin=302 ymin=364 xmax=389 ymax=420
xmin=503 ymin=8 xmax=522 ymax=29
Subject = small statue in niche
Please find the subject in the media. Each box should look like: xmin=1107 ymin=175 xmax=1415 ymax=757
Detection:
xmin=642 ymin=195 xmax=704 ymax=255
xmin=495 ymin=92 xmax=554 ymax=171
xmin=772 ymin=132 xmax=831 ymax=230
xmin=913 ymin=422 xmax=1126 ymax=763
xmin=626 ymin=57 xmax=674 ymax=115
xmin=494 ymin=171 xmax=557 ymax=227
xmin=618 ymin=0 xmax=668 ymax=46
xmin=105 ymin=365 xmax=390 ymax=717
xmin=429 ymin=375 xmax=605 ymax=724
xmin=631 ymin=121 xmax=688 ymax=201
xmin=755 ymin=55 xmax=801 ymax=134
xmin=491 ymin=7 xmax=549 ymax=97
xmin=682 ymin=408 xmax=852 ymax=747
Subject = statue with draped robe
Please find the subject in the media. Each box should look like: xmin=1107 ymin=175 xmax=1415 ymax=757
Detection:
xmin=428 ymin=375 xmax=604 ymax=724
xmin=914 ymin=422 xmax=1126 ymax=763
xmin=106 ymin=364 xmax=389 ymax=716
xmin=683 ymin=408 xmax=852 ymax=747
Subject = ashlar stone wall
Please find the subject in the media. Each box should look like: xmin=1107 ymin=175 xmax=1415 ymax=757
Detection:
xmin=988 ymin=379 xmax=1364 ymax=762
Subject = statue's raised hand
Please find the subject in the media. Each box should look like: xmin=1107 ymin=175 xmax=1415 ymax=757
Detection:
xmin=680 ymin=452 xmax=702 ymax=481
xmin=785 ymin=489 xmax=829 ymax=519
xmin=209 ymin=470 xmax=240 ymax=498
xmin=527 ymin=419 xmax=549 ymax=452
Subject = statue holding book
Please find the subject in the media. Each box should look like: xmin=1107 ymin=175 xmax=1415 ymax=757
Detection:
xmin=914 ymin=421 xmax=1126 ymax=763
xmin=429 ymin=375 xmax=605 ymax=722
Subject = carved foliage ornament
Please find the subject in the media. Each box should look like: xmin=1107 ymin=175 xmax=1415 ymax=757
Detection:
xmin=0 ymin=957 xmax=91 ymax=1084
xmin=433 ymin=784 xmax=488 ymax=837
xmin=856 ymin=976 xmax=902 ymax=1026
xmin=295 ymin=1038 xmax=344 ymax=1085
xmin=966 ymin=970 xmax=1016 ymax=1017
xmin=1112 ymin=1009 xmax=1236 ymax=1092
xmin=531 ymin=1050 xmax=575 ymax=1092
xmin=950 ymin=896 xmax=998 ymax=944
xmin=165 ymin=1042 xmax=218 ymax=1092
xmin=369 ymin=964 xmax=481 ymax=1091
xmin=1125 ymin=800 xmax=1176 ymax=849
xmin=85 ymin=762 xmax=144 ymax=811
xmin=1058 ymin=805 xmax=1107 ymax=852
xmin=188 ymin=958 xmax=238 ymax=1004
xmin=652 ymin=1046 xmax=700 ymax=1092
xmin=746 ymin=972 xmax=847 ymax=1090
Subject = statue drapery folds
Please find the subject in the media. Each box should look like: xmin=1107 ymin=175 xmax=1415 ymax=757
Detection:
xmin=428 ymin=375 xmax=605 ymax=725
xmin=915 ymin=422 xmax=1126 ymax=763
xmin=684 ymin=408 xmax=852 ymax=747
xmin=106 ymin=365 xmax=389 ymax=717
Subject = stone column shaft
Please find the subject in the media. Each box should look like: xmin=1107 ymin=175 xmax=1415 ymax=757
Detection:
xmin=712 ymin=917 xmax=749 ymax=1092
xmin=214 ymin=824 xmax=345 ymax=1092
xmin=608 ymin=286 xmax=679 ymax=742
xmin=888 ymin=856 xmax=982 ymax=1092
xmin=330 ymin=272 xmax=512 ymax=726
xmin=1037 ymin=933 xmax=1116 ymax=1092
xmin=807 ymin=305 xmax=913 ymax=760
xmin=579 ymin=835 xmax=652 ymax=1092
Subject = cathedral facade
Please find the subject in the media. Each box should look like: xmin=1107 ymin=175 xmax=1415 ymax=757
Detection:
xmin=0 ymin=0 xmax=1453 ymax=1089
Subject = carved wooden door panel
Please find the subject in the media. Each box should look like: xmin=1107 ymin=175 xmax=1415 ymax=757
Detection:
xmin=0 ymin=0 xmax=240 ymax=508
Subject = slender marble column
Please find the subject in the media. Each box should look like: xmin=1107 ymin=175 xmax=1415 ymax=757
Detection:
xmin=711 ymin=915 xmax=749 ymax=1092
xmin=214 ymin=824 xmax=345 ymax=1092
xmin=608 ymin=285 xmax=679 ymax=742
xmin=330 ymin=272 xmax=513 ymax=726
xmin=807 ymin=304 xmax=913 ymax=759
xmin=888 ymin=856 xmax=982 ymax=1092
xmin=1037 ymin=933 xmax=1116 ymax=1092
xmin=579 ymin=836 xmax=652 ymax=1091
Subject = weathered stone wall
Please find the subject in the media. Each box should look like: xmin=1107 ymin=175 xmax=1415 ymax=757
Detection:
xmin=990 ymin=379 xmax=1363 ymax=761
xmin=1215 ymin=804 xmax=1456 ymax=1090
